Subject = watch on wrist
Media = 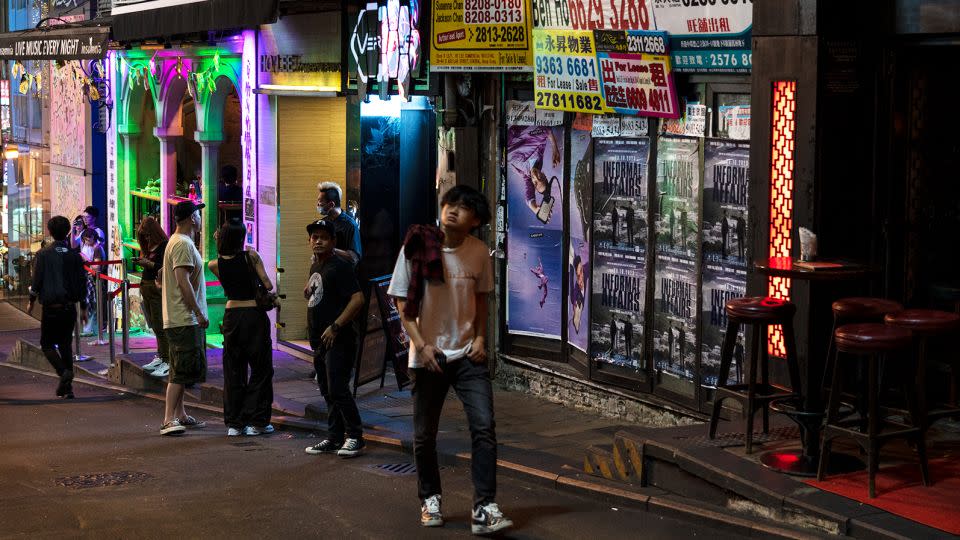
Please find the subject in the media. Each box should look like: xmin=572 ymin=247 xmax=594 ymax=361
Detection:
xmin=330 ymin=322 xmax=341 ymax=333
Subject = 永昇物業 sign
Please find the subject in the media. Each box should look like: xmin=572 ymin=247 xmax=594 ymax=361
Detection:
xmin=431 ymin=0 xmax=533 ymax=71
xmin=595 ymin=29 xmax=679 ymax=118
xmin=651 ymin=0 xmax=752 ymax=73
xmin=532 ymin=28 xmax=606 ymax=113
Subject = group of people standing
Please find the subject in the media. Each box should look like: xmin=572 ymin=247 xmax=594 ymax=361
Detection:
xmin=27 ymin=182 xmax=511 ymax=535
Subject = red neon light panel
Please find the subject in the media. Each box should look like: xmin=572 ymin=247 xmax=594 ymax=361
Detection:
xmin=768 ymin=81 xmax=796 ymax=356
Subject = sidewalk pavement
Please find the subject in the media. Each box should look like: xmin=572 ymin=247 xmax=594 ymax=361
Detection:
xmin=0 ymin=301 xmax=630 ymax=481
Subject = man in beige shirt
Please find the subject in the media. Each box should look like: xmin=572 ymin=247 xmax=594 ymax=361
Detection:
xmin=159 ymin=201 xmax=209 ymax=436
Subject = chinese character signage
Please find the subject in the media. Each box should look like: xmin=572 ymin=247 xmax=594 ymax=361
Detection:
xmin=595 ymin=30 xmax=679 ymax=118
xmin=431 ymin=0 xmax=533 ymax=71
xmin=533 ymin=29 xmax=606 ymax=113
xmin=651 ymin=0 xmax=752 ymax=73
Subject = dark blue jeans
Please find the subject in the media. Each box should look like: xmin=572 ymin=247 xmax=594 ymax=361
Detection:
xmin=412 ymin=358 xmax=497 ymax=507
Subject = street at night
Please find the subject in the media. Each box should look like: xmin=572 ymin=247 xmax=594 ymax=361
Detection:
xmin=0 ymin=366 xmax=731 ymax=539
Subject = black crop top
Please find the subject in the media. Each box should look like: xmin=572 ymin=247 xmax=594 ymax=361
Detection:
xmin=218 ymin=251 xmax=257 ymax=301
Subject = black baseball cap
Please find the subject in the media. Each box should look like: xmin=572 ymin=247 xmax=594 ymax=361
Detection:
xmin=174 ymin=200 xmax=205 ymax=222
xmin=306 ymin=219 xmax=336 ymax=236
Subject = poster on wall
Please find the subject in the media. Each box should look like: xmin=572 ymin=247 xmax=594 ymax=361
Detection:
xmin=531 ymin=0 xmax=655 ymax=31
xmin=532 ymin=28 xmax=606 ymax=113
xmin=506 ymin=118 xmax=566 ymax=339
xmin=595 ymin=29 xmax=680 ymax=119
xmin=50 ymin=62 xmax=87 ymax=170
xmin=652 ymin=136 xmax=701 ymax=384
xmin=431 ymin=0 xmax=533 ymax=71
xmin=50 ymin=167 xmax=87 ymax=224
xmin=590 ymin=137 xmax=649 ymax=369
xmin=567 ymin=127 xmax=592 ymax=353
xmin=700 ymin=140 xmax=749 ymax=387
xmin=651 ymin=0 xmax=752 ymax=73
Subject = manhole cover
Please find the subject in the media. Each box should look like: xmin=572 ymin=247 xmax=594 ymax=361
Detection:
xmin=55 ymin=471 xmax=152 ymax=489
xmin=365 ymin=463 xmax=423 ymax=477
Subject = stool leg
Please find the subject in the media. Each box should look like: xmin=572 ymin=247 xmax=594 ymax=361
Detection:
xmin=820 ymin=315 xmax=839 ymax=401
xmin=868 ymin=355 xmax=879 ymax=499
xmin=818 ymin=349 xmax=845 ymax=481
xmin=907 ymin=346 xmax=932 ymax=487
xmin=709 ymin=320 xmax=740 ymax=439
xmin=746 ymin=324 xmax=761 ymax=454
xmin=761 ymin=326 xmax=770 ymax=434
xmin=782 ymin=321 xmax=803 ymax=398
xmin=917 ymin=338 xmax=929 ymax=434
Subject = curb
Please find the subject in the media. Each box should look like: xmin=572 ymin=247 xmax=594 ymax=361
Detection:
xmin=1 ymin=358 xmax=814 ymax=539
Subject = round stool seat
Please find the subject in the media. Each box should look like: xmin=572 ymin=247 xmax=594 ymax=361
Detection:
xmin=835 ymin=323 xmax=912 ymax=354
xmin=726 ymin=296 xmax=796 ymax=322
xmin=832 ymin=297 xmax=903 ymax=320
xmin=885 ymin=309 xmax=960 ymax=335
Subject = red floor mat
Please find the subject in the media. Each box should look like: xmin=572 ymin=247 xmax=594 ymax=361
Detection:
xmin=806 ymin=458 xmax=960 ymax=535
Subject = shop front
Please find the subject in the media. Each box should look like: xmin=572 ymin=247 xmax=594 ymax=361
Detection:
xmin=492 ymin=1 xmax=753 ymax=414
xmin=261 ymin=2 xmax=436 ymax=353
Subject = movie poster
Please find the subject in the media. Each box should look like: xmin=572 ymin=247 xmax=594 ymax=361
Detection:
xmin=700 ymin=140 xmax=750 ymax=386
xmin=590 ymin=137 xmax=649 ymax=369
xmin=567 ymin=128 xmax=593 ymax=353
xmin=653 ymin=136 xmax=701 ymax=386
xmin=506 ymin=123 xmax=566 ymax=338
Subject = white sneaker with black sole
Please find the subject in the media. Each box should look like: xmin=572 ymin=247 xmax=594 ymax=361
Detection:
xmin=420 ymin=494 xmax=444 ymax=527
xmin=337 ymin=438 xmax=365 ymax=458
xmin=227 ymin=427 xmax=242 ymax=437
xmin=471 ymin=502 xmax=512 ymax=535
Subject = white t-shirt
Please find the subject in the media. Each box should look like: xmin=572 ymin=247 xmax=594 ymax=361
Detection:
xmin=161 ymin=233 xmax=207 ymax=329
xmin=387 ymin=234 xmax=493 ymax=368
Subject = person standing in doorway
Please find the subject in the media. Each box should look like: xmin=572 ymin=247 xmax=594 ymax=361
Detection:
xmin=159 ymin=201 xmax=209 ymax=436
xmin=134 ymin=217 xmax=170 ymax=376
xmin=27 ymin=216 xmax=89 ymax=398
xmin=316 ymin=181 xmax=362 ymax=264
xmin=303 ymin=219 xmax=366 ymax=457
xmin=210 ymin=219 xmax=275 ymax=437
xmin=388 ymin=185 xmax=512 ymax=535
xmin=78 ymin=228 xmax=104 ymax=338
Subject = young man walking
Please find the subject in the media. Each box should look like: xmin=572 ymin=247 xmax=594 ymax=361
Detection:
xmin=302 ymin=219 xmax=366 ymax=457
xmin=388 ymin=185 xmax=512 ymax=535
xmin=159 ymin=201 xmax=209 ymax=436
xmin=28 ymin=216 xmax=89 ymax=398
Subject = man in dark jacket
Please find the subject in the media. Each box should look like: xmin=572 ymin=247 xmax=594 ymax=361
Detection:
xmin=28 ymin=216 xmax=89 ymax=398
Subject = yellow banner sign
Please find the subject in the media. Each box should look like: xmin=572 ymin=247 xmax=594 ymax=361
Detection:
xmin=431 ymin=0 xmax=533 ymax=71
xmin=532 ymin=28 xmax=607 ymax=113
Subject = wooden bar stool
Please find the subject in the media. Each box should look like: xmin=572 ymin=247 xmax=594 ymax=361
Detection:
xmin=884 ymin=309 xmax=960 ymax=429
xmin=822 ymin=298 xmax=903 ymax=415
xmin=708 ymin=297 xmax=802 ymax=454
xmin=818 ymin=323 xmax=929 ymax=498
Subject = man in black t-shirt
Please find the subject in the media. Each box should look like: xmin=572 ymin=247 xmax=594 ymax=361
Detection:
xmin=302 ymin=219 xmax=366 ymax=458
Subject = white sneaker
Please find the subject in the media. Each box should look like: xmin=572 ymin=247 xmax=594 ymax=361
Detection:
xmin=261 ymin=424 xmax=275 ymax=434
xmin=471 ymin=502 xmax=512 ymax=535
xmin=243 ymin=426 xmax=261 ymax=436
xmin=227 ymin=427 xmax=242 ymax=437
xmin=143 ymin=357 xmax=164 ymax=371
xmin=152 ymin=362 xmax=169 ymax=377
xmin=421 ymin=495 xmax=443 ymax=527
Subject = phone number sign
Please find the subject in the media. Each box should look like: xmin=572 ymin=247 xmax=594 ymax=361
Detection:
xmin=533 ymin=28 xmax=606 ymax=113
xmin=432 ymin=0 xmax=534 ymax=71
xmin=596 ymin=30 xmax=679 ymax=118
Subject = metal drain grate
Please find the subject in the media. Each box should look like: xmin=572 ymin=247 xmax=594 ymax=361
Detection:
xmin=55 ymin=471 xmax=152 ymax=489
xmin=677 ymin=426 xmax=801 ymax=448
xmin=365 ymin=463 xmax=421 ymax=477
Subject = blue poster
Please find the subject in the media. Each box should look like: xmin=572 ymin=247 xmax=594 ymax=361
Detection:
xmin=506 ymin=124 xmax=566 ymax=339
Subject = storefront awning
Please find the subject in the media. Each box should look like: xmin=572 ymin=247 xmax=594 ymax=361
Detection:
xmin=111 ymin=0 xmax=279 ymax=42
xmin=0 ymin=26 xmax=110 ymax=61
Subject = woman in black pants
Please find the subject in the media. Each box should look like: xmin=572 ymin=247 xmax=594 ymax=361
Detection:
xmin=209 ymin=219 xmax=275 ymax=437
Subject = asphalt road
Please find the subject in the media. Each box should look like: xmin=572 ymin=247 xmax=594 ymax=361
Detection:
xmin=0 ymin=366 xmax=733 ymax=539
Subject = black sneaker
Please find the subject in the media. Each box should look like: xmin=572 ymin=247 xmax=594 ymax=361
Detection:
xmin=304 ymin=439 xmax=342 ymax=455
xmin=337 ymin=438 xmax=366 ymax=458
xmin=57 ymin=370 xmax=74 ymax=398
xmin=471 ymin=502 xmax=512 ymax=535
